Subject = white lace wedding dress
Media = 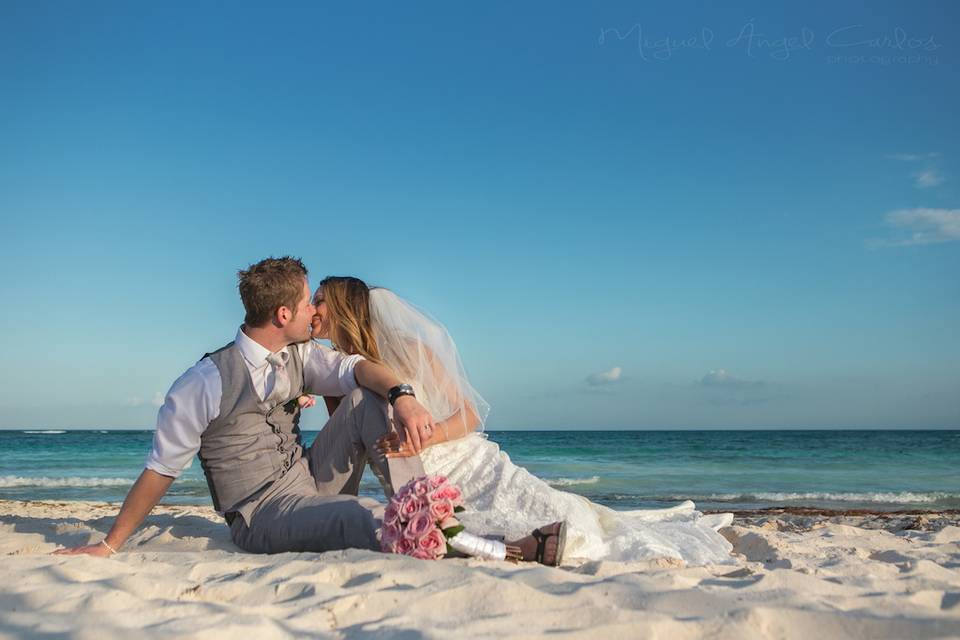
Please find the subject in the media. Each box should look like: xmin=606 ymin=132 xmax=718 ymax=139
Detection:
xmin=368 ymin=287 xmax=734 ymax=565
xmin=419 ymin=433 xmax=734 ymax=564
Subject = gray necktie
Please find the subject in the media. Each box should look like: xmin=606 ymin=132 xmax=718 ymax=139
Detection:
xmin=265 ymin=351 xmax=290 ymax=406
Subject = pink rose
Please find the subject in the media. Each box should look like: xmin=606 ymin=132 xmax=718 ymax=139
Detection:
xmin=393 ymin=484 xmax=411 ymax=502
xmin=439 ymin=516 xmax=460 ymax=531
xmin=384 ymin=501 xmax=399 ymax=522
xmin=396 ymin=536 xmax=415 ymax=555
xmin=399 ymin=495 xmax=425 ymax=522
xmin=410 ymin=548 xmax=433 ymax=560
xmin=428 ymin=475 xmax=448 ymax=489
xmin=410 ymin=479 xmax=430 ymax=497
xmin=428 ymin=497 xmax=453 ymax=522
xmin=380 ymin=522 xmax=401 ymax=551
xmin=396 ymin=475 xmax=429 ymax=499
xmin=418 ymin=528 xmax=447 ymax=559
xmin=405 ymin=509 xmax=434 ymax=541
xmin=383 ymin=505 xmax=401 ymax=530
xmin=430 ymin=484 xmax=463 ymax=507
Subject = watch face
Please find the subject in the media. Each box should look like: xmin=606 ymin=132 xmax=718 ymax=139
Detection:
xmin=389 ymin=384 xmax=416 ymax=405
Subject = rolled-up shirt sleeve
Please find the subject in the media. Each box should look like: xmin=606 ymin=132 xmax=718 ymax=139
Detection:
xmin=301 ymin=341 xmax=365 ymax=396
xmin=145 ymin=358 xmax=221 ymax=478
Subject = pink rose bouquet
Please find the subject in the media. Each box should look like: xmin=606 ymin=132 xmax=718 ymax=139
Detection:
xmin=380 ymin=475 xmax=507 ymax=561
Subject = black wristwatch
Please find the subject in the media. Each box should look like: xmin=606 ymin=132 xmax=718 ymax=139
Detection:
xmin=387 ymin=383 xmax=416 ymax=406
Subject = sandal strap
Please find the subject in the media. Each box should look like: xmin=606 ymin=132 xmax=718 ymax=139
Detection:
xmin=533 ymin=528 xmax=548 ymax=564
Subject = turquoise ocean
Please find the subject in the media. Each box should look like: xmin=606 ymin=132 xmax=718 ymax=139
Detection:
xmin=1 ymin=430 xmax=958 ymax=512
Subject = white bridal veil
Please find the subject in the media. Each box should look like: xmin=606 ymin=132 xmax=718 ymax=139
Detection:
xmin=368 ymin=288 xmax=490 ymax=438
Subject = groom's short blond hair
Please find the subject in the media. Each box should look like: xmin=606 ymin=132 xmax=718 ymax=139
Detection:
xmin=238 ymin=257 xmax=308 ymax=327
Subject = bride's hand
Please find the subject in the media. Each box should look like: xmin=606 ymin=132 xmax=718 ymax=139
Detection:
xmin=376 ymin=431 xmax=418 ymax=458
xmin=297 ymin=394 xmax=316 ymax=409
xmin=391 ymin=395 xmax=435 ymax=454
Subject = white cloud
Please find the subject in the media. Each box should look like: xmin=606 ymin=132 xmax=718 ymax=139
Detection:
xmin=885 ymin=152 xmax=939 ymax=162
xmin=698 ymin=369 xmax=764 ymax=389
xmin=870 ymin=208 xmax=960 ymax=247
xmin=885 ymin=152 xmax=944 ymax=189
xmin=586 ymin=366 xmax=622 ymax=386
xmin=913 ymin=169 xmax=943 ymax=188
xmin=127 ymin=392 xmax=166 ymax=408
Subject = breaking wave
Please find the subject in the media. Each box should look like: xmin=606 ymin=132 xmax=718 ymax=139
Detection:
xmin=547 ymin=476 xmax=601 ymax=487
xmin=661 ymin=491 xmax=960 ymax=505
xmin=0 ymin=476 xmax=134 ymax=488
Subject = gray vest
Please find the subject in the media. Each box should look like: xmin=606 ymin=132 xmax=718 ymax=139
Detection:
xmin=198 ymin=341 xmax=306 ymax=525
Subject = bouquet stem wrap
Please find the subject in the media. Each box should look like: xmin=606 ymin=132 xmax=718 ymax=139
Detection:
xmin=447 ymin=531 xmax=507 ymax=561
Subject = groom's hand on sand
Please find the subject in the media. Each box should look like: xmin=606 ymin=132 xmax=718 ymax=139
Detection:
xmin=391 ymin=395 xmax=435 ymax=454
xmin=52 ymin=543 xmax=113 ymax=557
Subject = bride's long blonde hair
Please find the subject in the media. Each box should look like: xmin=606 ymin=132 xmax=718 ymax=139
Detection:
xmin=317 ymin=276 xmax=489 ymax=433
xmin=315 ymin=276 xmax=383 ymax=364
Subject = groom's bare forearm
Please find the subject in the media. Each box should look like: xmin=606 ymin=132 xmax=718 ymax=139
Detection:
xmin=104 ymin=469 xmax=175 ymax=549
xmin=353 ymin=360 xmax=401 ymax=397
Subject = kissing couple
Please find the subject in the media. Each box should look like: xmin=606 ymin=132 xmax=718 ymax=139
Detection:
xmin=57 ymin=257 xmax=733 ymax=566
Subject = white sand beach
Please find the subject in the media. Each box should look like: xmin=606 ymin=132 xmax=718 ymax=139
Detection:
xmin=2 ymin=500 xmax=959 ymax=639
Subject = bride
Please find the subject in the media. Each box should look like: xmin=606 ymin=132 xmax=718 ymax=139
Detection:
xmin=307 ymin=276 xmax=734 ymax=565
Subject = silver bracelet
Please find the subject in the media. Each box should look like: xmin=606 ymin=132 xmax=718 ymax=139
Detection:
xmin=100 ymin=539 xmax=119 ymax=555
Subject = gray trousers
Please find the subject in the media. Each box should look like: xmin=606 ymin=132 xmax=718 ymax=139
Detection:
xmin=229 ymin=387 xmax=425 ymax=554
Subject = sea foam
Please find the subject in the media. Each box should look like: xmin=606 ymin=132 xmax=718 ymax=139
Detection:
xmin=666 ymin=491 xmax=960 ymax=505
xmin=547 ymin=476 xmax=601 ymax=487
xmin=0 ymin=476 xmax=133 ymax=488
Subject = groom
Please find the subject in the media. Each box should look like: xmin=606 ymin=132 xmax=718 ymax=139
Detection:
xmin=56 ymin=256 xmax=435 ymax=556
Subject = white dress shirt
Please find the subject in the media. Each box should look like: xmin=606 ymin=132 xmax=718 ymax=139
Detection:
xmin=145 ymin=328 xmax=364 ymax=478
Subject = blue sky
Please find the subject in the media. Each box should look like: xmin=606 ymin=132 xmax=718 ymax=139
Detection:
xmin=1 ymin=2 xmax=957 ymax=429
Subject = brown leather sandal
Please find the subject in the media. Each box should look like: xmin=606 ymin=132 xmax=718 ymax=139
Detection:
xmin=532 ymin=521 xmax=566 ymax=567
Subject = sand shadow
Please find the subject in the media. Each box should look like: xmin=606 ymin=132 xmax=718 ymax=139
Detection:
xmin=1 ymin=512 xmax=240 ymax=553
